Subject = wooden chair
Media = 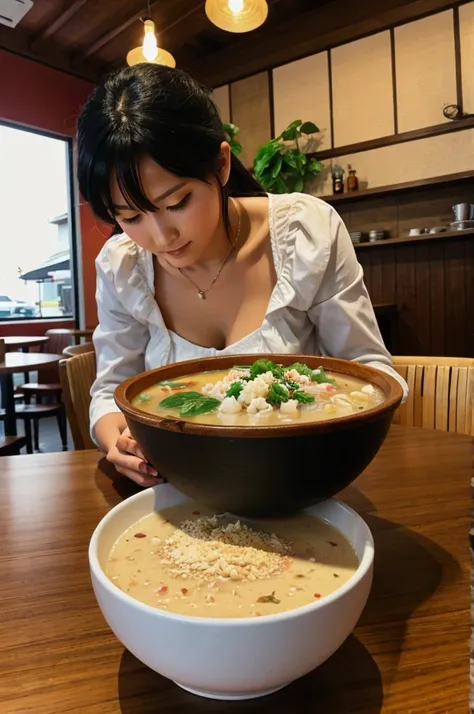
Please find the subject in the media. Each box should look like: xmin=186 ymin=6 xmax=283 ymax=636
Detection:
xmin=392 ymin=356 xmax=474 ymax=436
xmin=0 ymin=435 xmax=27 ymax=456
xmin=62 ymin=341 xmax=96 ymax=358
xmin=59 ymin=346 xmax=97 ymax=450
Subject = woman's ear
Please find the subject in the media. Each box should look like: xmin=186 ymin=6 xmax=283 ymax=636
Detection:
xmin=218 ymin=141 xmax=232 ymax=186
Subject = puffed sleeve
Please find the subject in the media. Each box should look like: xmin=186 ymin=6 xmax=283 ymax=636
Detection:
xmin=89 ymin=243 xmax=150 ymax=442
xmin=301 ymin=196 xmax=408 ymax=398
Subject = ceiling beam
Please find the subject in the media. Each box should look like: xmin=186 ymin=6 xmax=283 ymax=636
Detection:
xmin=192 ymin=0 xmax=458 ymax=87
xmin=73 ymin=1 xmax=204 ymax=64
xmin=0 ymin=24 xmax=101 ymax=83
xmin=30 ymin=0 xmax=91 ymax=48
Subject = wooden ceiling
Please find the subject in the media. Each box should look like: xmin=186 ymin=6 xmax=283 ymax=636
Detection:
xmin=0 ymin=0 xmax=459 ymax=88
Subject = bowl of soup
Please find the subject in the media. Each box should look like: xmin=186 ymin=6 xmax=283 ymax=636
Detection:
xmin=89 ymin=482 xmax=374 ymax=700
xmin=115 ymin=354 xmax=403 ymax=516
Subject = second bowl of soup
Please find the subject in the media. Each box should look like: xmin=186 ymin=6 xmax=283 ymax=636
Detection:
xmin=115 ymin=355 xmax=403 ymax=516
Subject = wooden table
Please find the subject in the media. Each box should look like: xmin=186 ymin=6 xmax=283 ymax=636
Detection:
xmin=0 ymin=352 xmax=62 ymax=436
xmin=0 ymin=426 xmax=470 ymax=713
xmin=3 ymin=335 xmax=49 ymax=352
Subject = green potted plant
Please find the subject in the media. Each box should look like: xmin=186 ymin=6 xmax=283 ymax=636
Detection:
xmin=223 ymin=121 xmax=242 ymax=155
xmin=253 ymin=120 xmax=322 ymax=193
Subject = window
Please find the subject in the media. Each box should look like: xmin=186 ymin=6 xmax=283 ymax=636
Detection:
xmin=0 ymin=122 xmax=78 ymax=321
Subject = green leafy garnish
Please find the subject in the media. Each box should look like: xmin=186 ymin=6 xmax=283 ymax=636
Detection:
xmin=232 ymin=365 xmax=251 ymax=371
xmin=268 ymin=383 xmax=289 ymax=404
xmin=293 ymin=390 xmax=315 ymax=404
xmin=226 ymin=382 xmax=243 ymax=399
xmin=138 ymin=393 xmax=152 ymax=402
xmin=285 ymin=380 xmax=300 ymax=391
xmin=287 ymin=362 xmax=313 ymax=379
xmin=160 ymin=391 xmax=220 ymax=417
xmin=257 ymin=591 xmax=281 ymax=604
xmin=179 ymin=397 xmax=221 ymax=417
xmin=160 ymin=392 xmax=203 ymax=409
xmin=249 ymin=359 xmax=284 ymax=380
xmin=311 ymin=367 xmax=336 ymax=385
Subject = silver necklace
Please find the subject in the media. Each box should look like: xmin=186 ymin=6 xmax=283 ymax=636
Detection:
xmin=178 ymin=202 xmax=241 ymax=300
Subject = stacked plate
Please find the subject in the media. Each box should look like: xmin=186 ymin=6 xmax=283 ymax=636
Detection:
xmin=368 ymin=230 xmax=387 ymax=243
xmin=349 ymin=231 xmax=367 ymax=244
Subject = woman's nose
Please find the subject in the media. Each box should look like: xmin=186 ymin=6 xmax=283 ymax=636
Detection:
xmin=147 ymin=213 xmax=179 ymax=248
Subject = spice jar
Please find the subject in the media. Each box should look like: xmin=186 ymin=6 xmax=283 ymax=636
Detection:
xmin=332 ymin=165 xmax=344 ymax=194
xmin=347 ymin=164 xmax=359 ymax=192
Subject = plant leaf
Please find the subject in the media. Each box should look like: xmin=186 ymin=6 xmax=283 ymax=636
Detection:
xmin=294 ymin=177 xmax=305 ymax=193
xmin=249 ymin=359 xmax=277 ymax=379
xmin=300 ymin=121 xmax=319 ymax=135
xmin=229 ymin=140 xmax=242 ymax=155
xmin=271 ymin=154 xmax=283 ymax=179
xmin=285 ymin=120 xmax=303 ymax=131
xmin=179 ymin=397 xmax=221 ymax=417
xmin=160 ymin=391 xmax=203 ymax=409
xmin=257 ymin=591 xmax=281 ymax=604
xmin=293 ymin=390 xmax=315 ymax=404
xmin=226 ymin=382 xmax=243 ymax=399
xmin=311 ymin=367 xmax=337 ymax=385
xmin=281 ymin=127 xmax=299 ymax=141
xmin=274 ymin=175 xmax=287 ymax=194
xmin=253 ymin=141 xmax=281 ymax=176
xmin=282 ymin=150 xmax=299 ymax=169
xmin=268 ymin=383 xmax=289 ymax=404
xmin=138 ymin=393 xmax=152 ymax=402
xmin=287 ymin=362 xmax=313 ymax=378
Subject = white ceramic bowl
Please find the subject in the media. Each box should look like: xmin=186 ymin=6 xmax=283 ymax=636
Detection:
xmin=89 ymin=484 xmax=374 ymax=701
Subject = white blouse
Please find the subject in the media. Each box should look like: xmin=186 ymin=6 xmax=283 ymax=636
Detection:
xmin=90 ymin=192 xmax=407 ymax=438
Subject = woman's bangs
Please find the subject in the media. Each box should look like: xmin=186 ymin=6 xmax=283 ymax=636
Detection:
xmin=86 ymin=144 xmax=158 ymax=224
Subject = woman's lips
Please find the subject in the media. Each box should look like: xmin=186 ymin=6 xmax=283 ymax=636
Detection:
xmin=165 ymin=242 xmax=191 ymax=259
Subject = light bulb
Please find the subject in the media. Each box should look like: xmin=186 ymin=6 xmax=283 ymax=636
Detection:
xmin=228 ymin=0 xmax=244 ymax=14
xmin=142 ymin=20 xmax=158 ymax=61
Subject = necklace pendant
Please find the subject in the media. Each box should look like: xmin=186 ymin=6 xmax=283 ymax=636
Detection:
xmin=198 ymin=290 xmax=206 ymax=300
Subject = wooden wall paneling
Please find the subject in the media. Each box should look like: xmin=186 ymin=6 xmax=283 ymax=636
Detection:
xmin=395 ymin=245 xmax=418 ymax=354
xmin=381 ymin=248 xmax=397 ymax=306
xmin=414 ymin=243 xmax=432 ymax=356
xmin=429 ymin=242 xmax=446 ymax=356
xmin=272 ymin=52 xmax=331 ymax=150
xmin=465 ymin=238 xmax=474 ymax=356
xmin=212 ymin=85 xmax=231 ymax=123
xmin=459 ymin=1 xmax=474 ymax=113
xmin=345 ymin=200 xmax=399 ymax=239
xmin=369 ymin=249 xmax=384 ymax=305
xmin=444 ymin=239 xmax=467 ymax=357
xmin=358 ymin=251 xmax=373 ymax=299
xmin=394 ymin=11 xmax=457 ymax=132
xmin=230 ymin=72 xmax=271 ymax=169
xmin=313 ymin=129 xmax=474 ymax=196
xmin=331 ymin=31 xmax=394 ymax=147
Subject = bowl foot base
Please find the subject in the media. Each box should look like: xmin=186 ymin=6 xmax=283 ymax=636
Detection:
xmin=175 ymin=681 xmax=290 ymax=700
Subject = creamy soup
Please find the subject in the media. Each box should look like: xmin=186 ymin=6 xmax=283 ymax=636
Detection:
xmin=106 ymin=503 xmax=359 ymax=619
xmin=131 ymin=359 xmax=384 ymax=426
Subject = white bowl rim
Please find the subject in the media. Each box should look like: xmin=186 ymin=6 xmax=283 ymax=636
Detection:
xmin=89 ymin=488 xmax=374 ymax=627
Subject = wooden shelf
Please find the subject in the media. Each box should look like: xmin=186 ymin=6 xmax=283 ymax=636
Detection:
xmin=320 ymin=171 xmax=474 ymax=205
xmin=353 ymin=228 xmax=474 ymax=250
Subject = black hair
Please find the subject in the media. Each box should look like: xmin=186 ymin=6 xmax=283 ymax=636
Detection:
xmin=77 ymin=64 xmax=265 ymax=236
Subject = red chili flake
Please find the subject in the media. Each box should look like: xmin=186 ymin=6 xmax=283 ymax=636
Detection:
xmin=314 ymin=593 xmax=321 ymax=599
xmin=181 ymin=588 xmax=189 ymax=595
xmin=134 ymin=532 xmax=147 ymax=538
xmin=328 ymin=541 xmax=338 ymax=547
xmin=155 ymin=585 xmax=168 ymax=594
xmin=192 ymin=510 xmax=201 ymax=516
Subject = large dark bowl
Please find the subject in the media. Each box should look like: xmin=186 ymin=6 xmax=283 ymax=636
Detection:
xmin=115 ymin=355 xmax=403 ymax=517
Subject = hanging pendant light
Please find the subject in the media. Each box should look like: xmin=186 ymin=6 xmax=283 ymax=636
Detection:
xmin=205 ymin=0 xmax=268 ymax=33
xmin=127 ymin=2 xmax=176 ymax=68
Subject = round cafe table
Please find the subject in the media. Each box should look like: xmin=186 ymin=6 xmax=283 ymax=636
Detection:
xmin=3 ymin=335 xmax=49 ymax=352
xmin=0 ymin=352 xmax=63 ymax=436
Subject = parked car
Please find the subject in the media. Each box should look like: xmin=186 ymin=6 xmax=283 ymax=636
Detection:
xmin=0 ymin=295 xmax=38 ymax=318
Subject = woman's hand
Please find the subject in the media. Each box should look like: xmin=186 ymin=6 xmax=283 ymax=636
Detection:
xmin=106 ymin=427 xmax=162 ymax=487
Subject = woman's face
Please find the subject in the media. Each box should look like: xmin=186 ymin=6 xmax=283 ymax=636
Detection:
xmin=110 ymin=145 xmax=231 ymax=268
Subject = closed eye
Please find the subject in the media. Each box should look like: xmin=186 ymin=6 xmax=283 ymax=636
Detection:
xmin=121 ymin=214 xmax=141 ymax=225
xmin=167 ymin=192 xmax=192 ymax=212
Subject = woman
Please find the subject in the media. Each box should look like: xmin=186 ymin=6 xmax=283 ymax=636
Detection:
xmin=77 ymin=64 xmax=406 ymax=488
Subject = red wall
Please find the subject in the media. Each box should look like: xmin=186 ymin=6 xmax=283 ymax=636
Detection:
xmin=0 ymin=50 xmax=106 ymax=329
